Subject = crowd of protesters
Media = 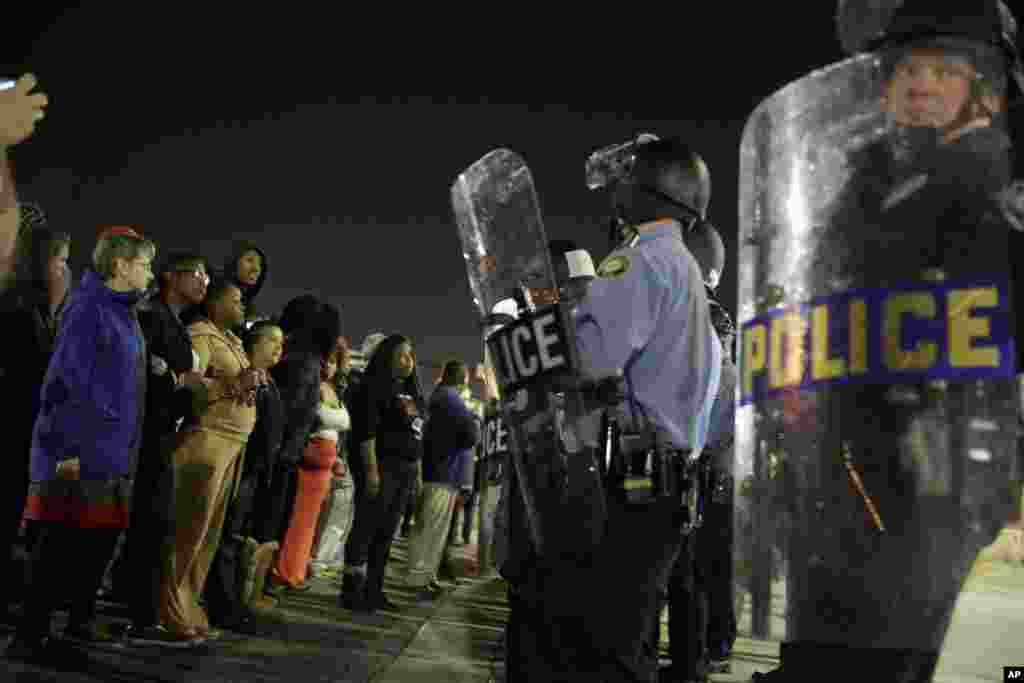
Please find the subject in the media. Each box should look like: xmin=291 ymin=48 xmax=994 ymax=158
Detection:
xmin=0 ymin=207 xmax=499 ymax=665
xmin=0 ymin=79 xmax=499 ymax=663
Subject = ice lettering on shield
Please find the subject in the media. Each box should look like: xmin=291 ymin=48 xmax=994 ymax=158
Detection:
xmin=451 ymin=149 xmax=607 ymax=561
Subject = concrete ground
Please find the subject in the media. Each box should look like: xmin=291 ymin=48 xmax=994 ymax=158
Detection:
xmin=2 ymin=527 xmax=1020 ymax=681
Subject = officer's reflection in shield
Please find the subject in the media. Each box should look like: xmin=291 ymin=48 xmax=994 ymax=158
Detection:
xmin=776 ymin=38 xmax=1020 ymax=674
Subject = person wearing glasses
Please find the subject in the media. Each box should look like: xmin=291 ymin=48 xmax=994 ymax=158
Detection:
xmin=8 ymin=227 xmax=155 ymax=665
xmin=111 ymin=253 xmax=212 ymax=646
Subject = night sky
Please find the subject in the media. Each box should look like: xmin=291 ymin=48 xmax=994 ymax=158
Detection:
xmin=4 ymin=6 xmax=845 ymax=382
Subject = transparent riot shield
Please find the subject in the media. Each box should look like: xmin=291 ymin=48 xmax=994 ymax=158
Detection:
xmin=735 ymin=52 xmax=1023 ymax=680
xmin=451 ymin=149 xmax=607 ymax=562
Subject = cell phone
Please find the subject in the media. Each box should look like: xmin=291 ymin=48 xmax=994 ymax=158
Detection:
xmin=0 ymin=79 xmax=15 ymax=91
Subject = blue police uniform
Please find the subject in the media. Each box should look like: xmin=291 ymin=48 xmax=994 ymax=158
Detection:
xmin=538 ymin=218 xmax=722 ymax=683
xmin=575 ymin=219 xmax=721 ymax=453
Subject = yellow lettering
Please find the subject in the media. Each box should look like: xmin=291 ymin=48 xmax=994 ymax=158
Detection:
xmin=948 ymin=288 xmax=1000 ymax=368
xmin=849 ymin=298 xmax=867 ymax=375
xmin=811 ymin=304 xmax=846 ymax=381
xmin=883 ymin=293 xmax=937 ymax=371
xmin=770 ymin=312 xmax=807 ymax=389
xmin=742 ymin=324 xmax=767 ymax=399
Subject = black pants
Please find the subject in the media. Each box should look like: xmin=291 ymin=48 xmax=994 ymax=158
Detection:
xmin=0 ymin=458 xmax=29 ymax=607
xmin=19 ymin=522 xmax=121 ymax=641
xmin=250 ymin=464 xmax=296 ymax=545
xmin=204 ymin=471 xmax=260 ymax=623
xmin=400 ymin=484 xmax=416 ymax=530
xmin=110 ymin=439 xmax=175 ymax=626
xmin=343 ymin=456 xmax=417 ymax=601
xmin=508 ymin=495 xmax=685 ymax=682
xmin=665 ymin=530 xmax=706 ymax=679
xmin=701 ymin=499 xmax=736 ymax=657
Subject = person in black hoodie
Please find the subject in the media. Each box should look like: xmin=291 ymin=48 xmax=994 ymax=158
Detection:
xmin=222 ymin=242 xmax=268 ymax=319
xmin=259 ymin=295 xmax=341 ymax=600
xmin=339 ymin=334 xmax=426 ymax=613
xmin=0 ymin=213 xmax=70 ymax=614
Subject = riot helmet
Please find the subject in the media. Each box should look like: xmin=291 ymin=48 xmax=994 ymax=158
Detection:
xmin=683 ymin=219 xmax=725 ymax=291
xmin=839 ymin=1 xmax=1023 ymax=133
xmin=612 ymin=137 xmax=712 ymax=232
xmin=586 ymin=134 xmax=712 ymax=242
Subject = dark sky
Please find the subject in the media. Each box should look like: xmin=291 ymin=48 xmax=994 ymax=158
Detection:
xmin=4 ymin=6 xmax=845 ymax=380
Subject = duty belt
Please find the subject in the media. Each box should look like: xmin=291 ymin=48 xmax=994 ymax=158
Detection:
xmin=617 ymin=441 xmax=693 ymax=506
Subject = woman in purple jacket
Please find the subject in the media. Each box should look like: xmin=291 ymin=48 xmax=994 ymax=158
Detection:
xmin=6 ymin=227 xmax=154 ymax=665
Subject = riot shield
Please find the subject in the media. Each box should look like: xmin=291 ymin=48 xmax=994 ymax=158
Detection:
xmin=451 ymin=149 xmax=607 ymax=562
xmin=735 ymin=52 xmax=1023 ymax=680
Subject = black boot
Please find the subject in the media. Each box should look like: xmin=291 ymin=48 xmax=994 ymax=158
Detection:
xmin=339 ymin=571 xmax=371 ymax=612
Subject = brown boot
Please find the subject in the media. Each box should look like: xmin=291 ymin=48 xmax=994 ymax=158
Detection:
xmin=246 ymin=541 xmax=279 ymax=611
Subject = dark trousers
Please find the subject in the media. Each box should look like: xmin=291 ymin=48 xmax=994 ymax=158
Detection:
xmin=111 ymin=438 xmax=175 ymax=626
xmin=508 ymin=495 xmax=684 ymax=682
xmin=701 ymin=499 xmax=736 ymax=657
xmin=666 ymin=531 xmax=706 ymax=679
xmin=343 ymin=456 xmax=417 ymax=601
xmin=19 ymin=522 xmax=121 ymax=641
xmin=0 ymin=464 xmax=28 ymax=606
xmin=204 ymin=471 xmax=260 ymax=622
xmin=400 ymin=484 xmax=416 ymax=531
xmin=461 ymin=490 xmax=476 ymax=542
xmin=251 ymin=464 xmax=296 ymax=545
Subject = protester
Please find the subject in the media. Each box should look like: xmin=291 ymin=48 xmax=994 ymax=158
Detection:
xmin=269 ymin=339 xmax=349 ymax=591
xmin=238 ymin=321 xmax=289 ymax=612
xmin=114 ymin=252 xmax=209 ymax=645
xmin=408 ymin=359 xmax=480 ymax=602
xmin=0 ymin=214 xmax=70 ymax=614
xmin=340 ymin=335 xmax=426 ymax=613
xmin=311 ymin=337 xmax=356 ymax=580
xmin=7 ymin=227 xmax=153 ymax=663
xmin=159 ymin=280 xmax=264 ymax=642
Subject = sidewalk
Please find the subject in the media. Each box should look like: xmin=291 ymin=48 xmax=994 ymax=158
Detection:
xmin=0 ymin=535 xmax=502 ymax=682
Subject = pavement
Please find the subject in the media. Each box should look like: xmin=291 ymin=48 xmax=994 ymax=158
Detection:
xmin=2 ymin=526 xmax=1021 ymax=682
xmin=0 ymin=533 xmax=506 ymax=682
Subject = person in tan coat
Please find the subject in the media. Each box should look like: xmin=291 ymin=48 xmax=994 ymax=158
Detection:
xmin=159 ymin=280 xmax=266 ymax=642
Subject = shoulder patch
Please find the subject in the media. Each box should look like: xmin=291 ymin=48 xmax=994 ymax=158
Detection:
xmin=597 ymin=254 xmax=631 ymax=279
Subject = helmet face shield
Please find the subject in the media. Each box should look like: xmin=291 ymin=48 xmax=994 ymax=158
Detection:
xmin=585 ymin=133 xmax=660 ymax=191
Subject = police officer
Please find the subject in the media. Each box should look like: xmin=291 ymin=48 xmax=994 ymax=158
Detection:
xmin=555 ymin=136 xmax=722 ymax=682
xmin=746 ymin=2 xmax=1023 ymax=681
xmin=658 ymin=221 xmax=731 ymax=683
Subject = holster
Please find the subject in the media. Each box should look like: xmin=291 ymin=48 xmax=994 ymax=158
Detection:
xmin=607 ymin=423 xmax=694 ymax=513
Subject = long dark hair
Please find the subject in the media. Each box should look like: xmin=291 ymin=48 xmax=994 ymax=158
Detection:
xmin=279 ymin=295 xmax=341 ymax=360
xmin=10 ymin=225 xmax=71 ymax=299
xmin=363 ymin=334 xmax=424 ymax=410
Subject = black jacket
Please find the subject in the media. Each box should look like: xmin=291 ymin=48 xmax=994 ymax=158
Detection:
xmin=245 ymin=378 xmax=286 ymax=478
xmin=137 ymin=298 xmax=195 ymax=439
xmin=270 ymin=349 xmax=322 ymax=466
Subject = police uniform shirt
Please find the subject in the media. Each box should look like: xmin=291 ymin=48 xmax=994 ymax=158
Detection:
xmin=705 ymin=352 xmax=737 ymax=469
xmin=574 ymin=220 xmax=722 ymax=452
